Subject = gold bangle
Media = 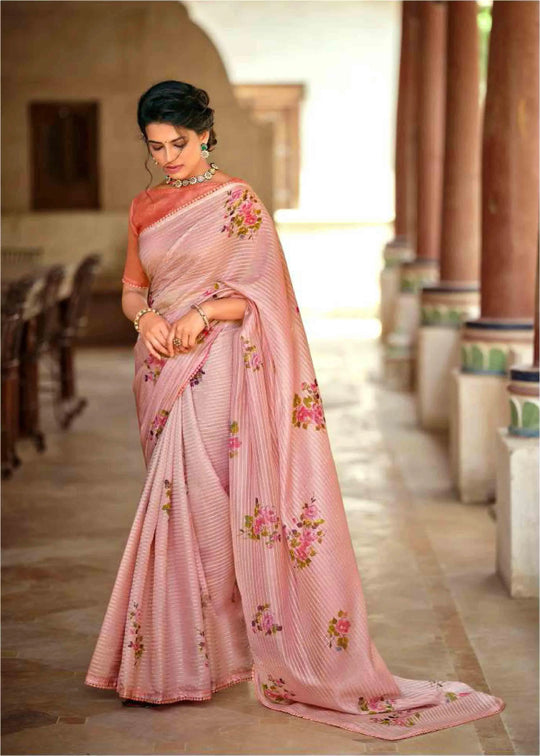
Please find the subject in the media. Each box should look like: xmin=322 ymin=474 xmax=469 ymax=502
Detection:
xmin=191 ymin=303 xmax=210 ymax=330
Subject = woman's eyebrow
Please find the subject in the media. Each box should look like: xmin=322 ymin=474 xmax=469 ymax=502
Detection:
xmin=147 ymin=137 xmax=186 ymax=144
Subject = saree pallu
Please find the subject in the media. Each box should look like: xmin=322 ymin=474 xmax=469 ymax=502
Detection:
xmin=85 ymin=181 xmax=505 ymax=740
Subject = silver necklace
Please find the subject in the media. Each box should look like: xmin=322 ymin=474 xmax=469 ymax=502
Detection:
xmin=165 ymin=162 xmax=219 ymax=188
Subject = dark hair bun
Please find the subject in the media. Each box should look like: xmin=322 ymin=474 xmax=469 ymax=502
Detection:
xmin=137 ymin=80 xmax=217 ymax=150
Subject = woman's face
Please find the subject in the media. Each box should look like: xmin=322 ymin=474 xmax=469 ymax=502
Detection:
xmin=145 ymin=122 xmax=210 ymax=178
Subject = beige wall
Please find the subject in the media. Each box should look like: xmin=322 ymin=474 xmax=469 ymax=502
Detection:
xmin=1 ymin=1 xmax=273 ymax=276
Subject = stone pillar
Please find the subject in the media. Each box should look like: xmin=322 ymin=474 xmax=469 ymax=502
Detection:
xmin=385 ymin=1 xmax=446 ymax=390
xmin=380 ymin=1 xmax=418 ymax=342
xmin=450 ymin=0 xmax=538 ymax=506
xmin=417 ymin=1 xmax=481 ymax=429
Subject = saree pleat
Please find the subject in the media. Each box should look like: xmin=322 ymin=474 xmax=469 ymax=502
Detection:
xmin=85 ymin=180 xmax=505 ymax=740
xmin=85 ymin=322 xmax=253 ymax=702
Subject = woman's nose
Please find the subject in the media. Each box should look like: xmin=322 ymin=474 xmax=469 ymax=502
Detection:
xmin=165 ymin=147 xmax=180 ymax=163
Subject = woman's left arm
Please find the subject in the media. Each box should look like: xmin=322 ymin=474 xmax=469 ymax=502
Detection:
xmin=166 ymin=296 xmax=248 ymax=355
xmin=201 ymin=296 xmax=248 ymax=322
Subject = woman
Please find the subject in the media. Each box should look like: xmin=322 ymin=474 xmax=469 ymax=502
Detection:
xmin=85 ymin=81 xmax=505 ymax=741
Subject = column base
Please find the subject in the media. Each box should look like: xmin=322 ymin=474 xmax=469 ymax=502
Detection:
xmin=495 ymin=428 xmax=539 ymax=597
xmin=449 ymin=367 xmax=510 ymax=502
xmin=383 ymin=259 xmax=439 ymax=392
xmin=383 ymin=335 xmax=415 ymax=392
xmin=417 ymin=283 xmax=480 ymax=429
xmin=416 ymin=325 xmax=460 ymax=429
xmin=379 ymin=237 xmax=414 ymax=342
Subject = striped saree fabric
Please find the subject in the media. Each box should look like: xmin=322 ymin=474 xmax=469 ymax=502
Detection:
xmin=85 ymin=180 xmax=505 ymax=740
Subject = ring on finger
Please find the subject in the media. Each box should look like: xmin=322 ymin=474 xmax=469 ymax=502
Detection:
xmin=173 ymin=336 xmax=183 ymax=350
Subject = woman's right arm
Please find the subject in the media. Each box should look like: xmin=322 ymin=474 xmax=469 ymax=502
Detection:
xmin=121 ymin=202 xmax=173 ymax=359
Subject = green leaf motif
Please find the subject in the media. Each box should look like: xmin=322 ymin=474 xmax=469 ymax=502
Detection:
xmin=488 ymin=348 xmax=506 ymax=373
xmin=522 ymin=401 xmax=539 ymax=430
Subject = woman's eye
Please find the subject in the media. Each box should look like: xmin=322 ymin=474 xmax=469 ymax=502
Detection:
xmin=151 ymin=143 xmax=185 ymax=152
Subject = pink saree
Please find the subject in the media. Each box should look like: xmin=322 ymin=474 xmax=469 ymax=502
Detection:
xmin=85 ymin=179 xmax=506 ymax=740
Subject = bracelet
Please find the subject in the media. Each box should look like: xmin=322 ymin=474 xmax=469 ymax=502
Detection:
xmin=134 ymin=306 xmax=160 ymax=332
xmin=191 ymin=302 xmax=210 ymax=330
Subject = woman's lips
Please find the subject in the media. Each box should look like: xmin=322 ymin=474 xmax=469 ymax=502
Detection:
xmin=166 ymin=164 xmax=183 ymax=171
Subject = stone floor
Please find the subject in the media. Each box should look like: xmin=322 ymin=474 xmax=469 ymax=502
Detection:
xmin=2 ymin=323 xmax=538 ymax=755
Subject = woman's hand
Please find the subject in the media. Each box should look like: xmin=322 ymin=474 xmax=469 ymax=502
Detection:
xmin=166 ymin=307 xmax=208 ymax=355
xmin=138 ymin=312 xmax=174 ymax=359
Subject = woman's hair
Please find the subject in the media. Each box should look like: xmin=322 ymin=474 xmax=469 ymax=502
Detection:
xmin=137 ymin=80 xmax=218 ymax=197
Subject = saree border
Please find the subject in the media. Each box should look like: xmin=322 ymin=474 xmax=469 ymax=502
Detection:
xmin=138 ymin=178 xmax=249 ymax=238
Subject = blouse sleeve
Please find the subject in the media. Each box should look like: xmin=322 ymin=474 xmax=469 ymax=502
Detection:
xmin=121 ymin=199 xmax=150 ymax=289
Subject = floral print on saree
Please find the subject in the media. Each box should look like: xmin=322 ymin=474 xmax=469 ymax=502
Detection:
xmin=228 ymin=420 xmax=242 ymax=458
xmin=262 ymin=676 xmax=296 ymax=705
xmin=251 ymin=603 xmax=283 ymax=635
xmin=239 ymin=497 xmax=281 ymax=548
xmin=161 ymin=478 xmax=172 ymax=516
xmin=241 ymin=335 xmax=263 ymax=370
xmin=148 ymin=408 xmax=169 ymax=440
xmin=127 ymin=602 xmax=144 ymax=664
xmin=292 ymin=379 xmax=326 ymax=430
xmin=326 ymin=610 xmax=351 ymax=651
xmin=221 ymin=186 xmax=262 ymax=240
xmin=143 ymin=354 xmax=166 ymax=384
xmin=283 ymin=494 xmax=326 ymax=569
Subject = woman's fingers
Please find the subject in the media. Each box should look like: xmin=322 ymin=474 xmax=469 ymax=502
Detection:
xmin=144 ymin=338 xmax=164 ymax=360
xmin=155 ymin=326 xmax=173 ymax=355
xmin=150 ymin=332 xmax=172 ymax=359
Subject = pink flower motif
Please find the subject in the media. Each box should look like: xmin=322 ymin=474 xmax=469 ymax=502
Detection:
xmin=261 ymin=612 xmax=275 ymax=633
xmin=284 ymin=494 xmax=326 ymax=570
xmin=221 ymin=188 xmax=263 ymax=240
xmin=336 ymin=618 xmax=351 ymax=634
xmin=149 ymin=409 xmax=170 ymax=439
xmin=296 ymin=405 xmax=313 ymax=424
xmin=250 ymin=352 xmax=263 ymax=369
xmin=243 ymin=211 xmax=258 ymax=226
xmin=241 ymin=336 xmax=263 ymax=371
xmin=367 ymin=697 xmax=389 ymax=711
xmin=311 ymin=403 xmax=325 ymax=426
xmin=253 ymin=516 xmax=265 ymax=535
xmin=229 ymin=437 xmax=242 ymax=451
xmin=326 ymin=609 xmax=350 ymax=651
xmin=259 ymin=505 xmax=278 ymax=524
xmin=292 ymin=379 xmax=326 ymax=431
xmin=251 ymin=602 xmax=282 ymax=635
xmin=240 ymin=497 xmax=281 ymax=548
xmin=303 ymin=503 xmax=319 ymax=520
xmin=302 ymin=529 xmax=317 ymax=545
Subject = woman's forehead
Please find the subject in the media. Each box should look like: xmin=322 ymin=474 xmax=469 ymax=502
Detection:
xmin=146 ymin=123 xmax=191 ymax=141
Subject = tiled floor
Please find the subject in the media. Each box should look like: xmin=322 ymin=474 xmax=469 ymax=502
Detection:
xmin=2 ymin=328 xmax=538 ymax=755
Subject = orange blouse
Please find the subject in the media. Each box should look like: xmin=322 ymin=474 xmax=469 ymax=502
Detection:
xmin=121 ymin=179 xmax=247 ymax=290
xmin=121 ymin=198 xmax=151 ymax=289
